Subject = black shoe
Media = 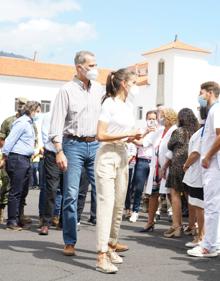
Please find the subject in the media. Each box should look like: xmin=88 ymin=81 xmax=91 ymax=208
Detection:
xmin=88 ymin=217 xmax=96 ymax=225
xmin=139 ymin=224 xmax=154 ymax=233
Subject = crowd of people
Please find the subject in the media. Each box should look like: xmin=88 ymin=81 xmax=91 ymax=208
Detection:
xmin=0 ymin=50 xmax=220 ymax=274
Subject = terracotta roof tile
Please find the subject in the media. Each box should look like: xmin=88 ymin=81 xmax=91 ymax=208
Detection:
xmin=0 ymin=57 xmax=111 ymax=85
xmin=142 ymin=39 xmax=211 ymax=56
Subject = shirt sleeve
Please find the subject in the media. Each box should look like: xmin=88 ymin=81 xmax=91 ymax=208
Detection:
xmin=190 ymin=130 xmax=201 ymax=154
xmin=2 ymin=121 xmax=25 ymax=155
xmin=41 ymin=113 xmax=50 ymax=146
xmin=98 ymin=99 xmax=112 ymax=123
xmin=213 ymin=105 xmax=220 ymax=130
xmin=49 ymin=87 xmax=69 ymax=143
xmin=165 ymin=150 xmax=173 ymax=160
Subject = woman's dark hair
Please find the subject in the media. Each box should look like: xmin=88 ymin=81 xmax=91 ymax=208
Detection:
xmin=177 ymin=108 xmax=199 ymax=138
xmin=102 ymin=68 xmax=135 ymax=104
xmin=24 ymin=101 xmax=41 ymax=116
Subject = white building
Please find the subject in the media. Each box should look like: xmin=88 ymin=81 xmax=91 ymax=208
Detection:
xmin=133 ymin=39 xmax=220 ymax=127
xmin=1 ymin=39 xmax=220 ymax=127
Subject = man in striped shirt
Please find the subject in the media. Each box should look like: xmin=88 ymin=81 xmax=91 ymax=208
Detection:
xmin=50 ymin=51 xmax=104 ymax=256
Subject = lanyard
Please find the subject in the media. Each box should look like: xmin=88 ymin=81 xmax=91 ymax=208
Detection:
xmin=201 ymin=101 xmax=219 ymax=137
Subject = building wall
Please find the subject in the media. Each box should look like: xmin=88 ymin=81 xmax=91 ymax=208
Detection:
xmin=135 ymin=49 xmax=220 ymax=124
xmin=172 ymin=51 xmax=220 ymax=113
xmin=1 ymin=51 xmax=220 ymax=128
xmin=0 ymin=75 xmax=63 ymax=123
xmin=172 ymin=51 xmax=209 ymax=112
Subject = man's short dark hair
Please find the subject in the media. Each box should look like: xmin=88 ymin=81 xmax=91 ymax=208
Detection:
xmin=201 ymin=81 xmax=220 ymax=97
xmin=74 ymin=51 xmax=95 ymax=65
xmin=146 ymin=110 xmax=158 ymax=119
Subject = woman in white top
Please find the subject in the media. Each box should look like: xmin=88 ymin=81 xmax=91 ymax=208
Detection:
xmin=183 ymin=126 xmax=204 ymax=247
xmin=95 ymin=69 xmax=142 ymax=274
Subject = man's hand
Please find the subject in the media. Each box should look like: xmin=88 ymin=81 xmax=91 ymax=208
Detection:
xmin=202 ymin=156 xmax=211 ymax=169
xmin=0 ymin=159 xmax=5 ymax=169
xmin=56 ymin=151 xmax=68 ymax=171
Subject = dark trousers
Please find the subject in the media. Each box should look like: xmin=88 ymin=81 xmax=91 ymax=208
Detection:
xmin=125 ymin=165 xmax=136 ymax=210
xmin=38 ymin=158 xmax=46 ymax=217
xmin=132 ymin=158 xmax=150 ymax=213
xmin=6 ymin=153 xmax=31 ymax=226
xmin=42 ymin=150 xmax=63 ymax=226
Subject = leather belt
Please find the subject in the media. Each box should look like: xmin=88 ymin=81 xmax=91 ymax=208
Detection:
xmin=65 ymin=135 xmax=96 ymax=142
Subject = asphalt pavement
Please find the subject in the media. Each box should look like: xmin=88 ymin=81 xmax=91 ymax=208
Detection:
xmin=0 ymin=190 xmax=220 ymax=281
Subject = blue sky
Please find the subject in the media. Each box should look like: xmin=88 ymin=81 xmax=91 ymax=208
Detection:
xmin=0 ymin=0 xmax=220 ymax=69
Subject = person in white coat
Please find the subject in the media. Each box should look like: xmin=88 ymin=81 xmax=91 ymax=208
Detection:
xmin=188 ymin=81 xmax=220 ymax=257
xmin=183 ymin=125 xmax=204 ymax=248
xmin=139 ymin=108 xmax=177 ymax=232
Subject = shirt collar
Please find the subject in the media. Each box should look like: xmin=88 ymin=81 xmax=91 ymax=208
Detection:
xmin=73 ymin=76 xmax=92 ymax=91
xmin=22 ymin=114 xmax=33 ymax=123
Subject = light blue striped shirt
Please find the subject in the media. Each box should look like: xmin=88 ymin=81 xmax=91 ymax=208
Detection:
xmin=41 ymin=112 xmax=56 ymax=153
xmin=2 ymin=114 xmax=35 ymax=156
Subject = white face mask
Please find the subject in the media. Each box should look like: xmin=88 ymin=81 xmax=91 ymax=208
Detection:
xmin=32 ymin=112 xmax=41 ymax=122
xmin=146 ymin=119 xmax=158 ymax=128
xmin=85 ymin=68 xmax=98 ymax=81
xmin=128 ymin=85 xmax=139 ymax=98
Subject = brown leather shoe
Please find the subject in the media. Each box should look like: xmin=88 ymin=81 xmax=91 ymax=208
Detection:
xmin=108 ymin=242 xmax=129 ymax=252
xmin=51 ymin=216 xmax=59 ymax=227
xmin=20 ymin=215 xmax=32 ymax=225
xmin=39 ymin=226 xmax=49 ymax=235
xmin=63 ymin=244 xmax=76 ymax=256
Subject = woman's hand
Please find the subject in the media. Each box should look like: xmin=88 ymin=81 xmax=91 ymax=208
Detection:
xmin=183 ymin=163 xmax=189 ymax=172
xmin=161 ymin=166 xmax=167 ymax=179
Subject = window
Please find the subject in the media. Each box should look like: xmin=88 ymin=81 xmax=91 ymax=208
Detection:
xmin=158 ymin=61 xmax=165 ymax=75
xmin=157 ymin=60 xmax=165 ymax=105
xmin=14 ymin=98 xmax=20 ymax=111
xmin=137 ymin=106 xmax=143 ymax=120
xmin=41 ymin=100 xmax=51 ymax=113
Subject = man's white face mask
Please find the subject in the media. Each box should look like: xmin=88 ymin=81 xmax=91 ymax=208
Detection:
xmin=85 ymin=68 xmax=98 ymax=81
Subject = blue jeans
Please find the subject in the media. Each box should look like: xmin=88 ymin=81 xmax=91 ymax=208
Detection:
xmin=31 ymin=161 xmax=39 ymax=187
xmin=53 ymin=188 xmax=62 ymax=216
xmin=62 ymin=138 xmax=99 ymax=245
xmin=132 ymin=158 xmax=150 ymax=213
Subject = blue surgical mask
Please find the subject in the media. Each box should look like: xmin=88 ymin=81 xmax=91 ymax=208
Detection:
xmin=159 ymin=118 xmax=165 ymax=126
xmin=198 ymin=96 xmax=208 ymax=108
xmin=32 ymin=113 xmax=41 ymax=122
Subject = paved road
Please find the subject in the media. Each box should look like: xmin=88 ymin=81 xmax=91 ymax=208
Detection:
xmin=0 ymin=190 xmax=220 ymax=281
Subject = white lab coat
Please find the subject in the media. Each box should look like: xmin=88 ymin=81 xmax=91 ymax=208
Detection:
xmin=143 ymin=125 xmax=177 ymax=195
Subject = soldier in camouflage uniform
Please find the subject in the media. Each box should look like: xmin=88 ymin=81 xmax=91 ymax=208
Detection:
xmin=0 ymin=153 xmax=10 ymax=223
xmin=0 ymin=97 xmax=28 ymax=224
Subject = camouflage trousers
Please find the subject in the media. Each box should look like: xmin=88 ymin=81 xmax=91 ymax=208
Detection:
xmin=0 ymin=168 xmax=10 ymax=207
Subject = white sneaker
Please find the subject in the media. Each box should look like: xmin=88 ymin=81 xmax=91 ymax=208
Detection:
xmin=187 ymin=246 xmax=218 ymax=257
xmin=129 ymin=212 xmax=139 ymax=223
xmin=77 ymin=222 xmax=80 ymax=231
xmin=216 ymin=248 xmax=220 ymax=254
xmin=108 ymin=250 xmax=123 ymax=264
xmin=185 ymin=239 xmax=201 ymax=248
